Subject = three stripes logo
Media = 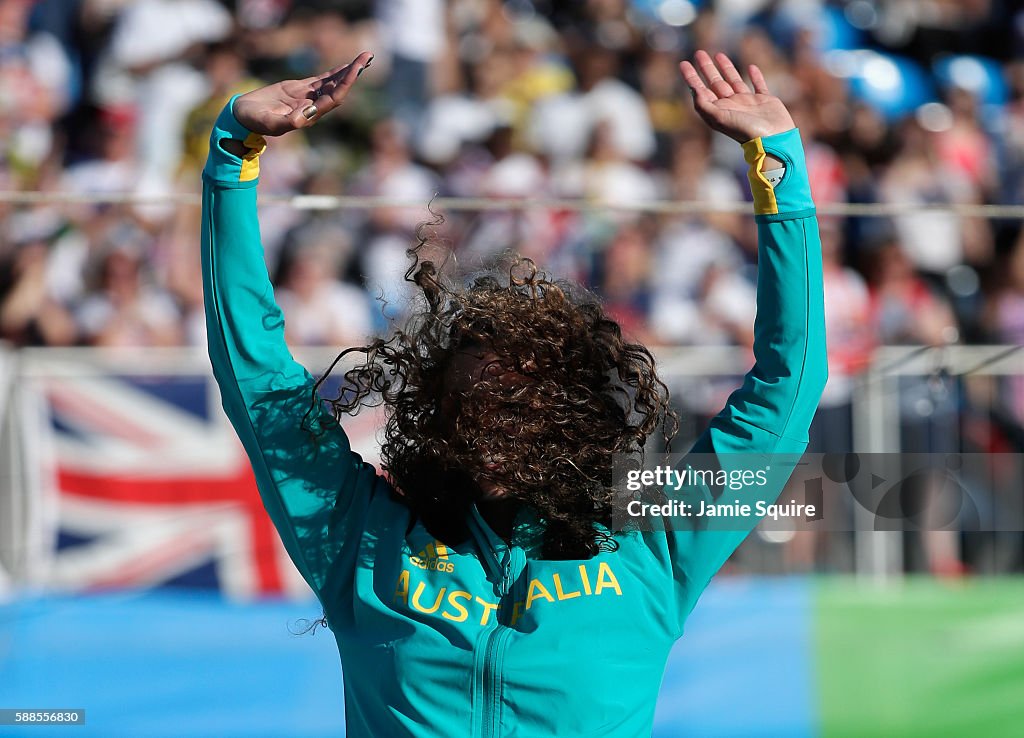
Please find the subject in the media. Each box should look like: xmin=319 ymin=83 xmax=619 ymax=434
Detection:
xmin=409 ymin=541 xmax=455 ymax=573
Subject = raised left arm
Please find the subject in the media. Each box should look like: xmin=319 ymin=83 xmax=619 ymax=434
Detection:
xmin=652 ymin=52 xmax=828 ymax=627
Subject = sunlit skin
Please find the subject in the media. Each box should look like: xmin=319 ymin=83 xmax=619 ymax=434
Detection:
xmin=231 ymin=49 xmax=798 ymax=541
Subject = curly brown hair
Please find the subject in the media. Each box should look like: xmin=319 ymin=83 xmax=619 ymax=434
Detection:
xmin=312 ymin=228 xmax=678 ymax=560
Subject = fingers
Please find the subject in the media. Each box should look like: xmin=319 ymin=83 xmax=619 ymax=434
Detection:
xmin=317 ymin=52 xmax=374 ymax=87
xmin=715 ymin=52 xmax=751 ymax=95
xmin=322 ymin=51 xmax=374 ymax=104
xmin=682 ymin=51 xmax=767 ymax=97
xmin=679 ymin=60 xmax=718 ymax=110
xmin=288 ymin=105 xmax=319 ymax=130
xmin=749 ymin=64 xmax=771 ymax=94
xmin=678 ymin=60 xmax=704 ymax=92
xmin=694 ymin=49 xmax=736 ymax=99
xmin=297 ymin=51 xmax=374 ymax=126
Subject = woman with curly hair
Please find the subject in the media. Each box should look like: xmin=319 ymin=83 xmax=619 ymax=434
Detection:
xmin=202 ymin=50 xmax=825 ymax=737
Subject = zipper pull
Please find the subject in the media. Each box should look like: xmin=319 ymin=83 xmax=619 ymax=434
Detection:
xmin=500 ymin=545 xmax=525 ymax=600
xmin=498 ymin=551 xmax=513 ymax=597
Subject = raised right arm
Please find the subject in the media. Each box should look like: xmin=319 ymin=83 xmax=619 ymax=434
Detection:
xmin=202 ymin=82 xmax=378 ymax=599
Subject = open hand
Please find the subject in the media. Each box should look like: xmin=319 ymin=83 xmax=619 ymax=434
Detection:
xmin=679 ymin=50 xmax=794 ymax=143
xmin=232 ymin=51 xmax=374 ymax=136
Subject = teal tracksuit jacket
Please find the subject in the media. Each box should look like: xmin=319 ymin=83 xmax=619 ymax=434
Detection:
xmin=201 ymin=97 xmax=827 ymax=738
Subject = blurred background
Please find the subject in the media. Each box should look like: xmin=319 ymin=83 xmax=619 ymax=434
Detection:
xmin=1 ymin=0 xmax=1023 ymax=735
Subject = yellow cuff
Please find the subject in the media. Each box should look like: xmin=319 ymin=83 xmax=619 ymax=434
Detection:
xmin=741 ymin=137 xmax=779 ymax=216
xmin=239 ymin=132 xmax=267 ymax=183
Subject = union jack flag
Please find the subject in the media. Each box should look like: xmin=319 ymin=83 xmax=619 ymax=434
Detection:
xmin=25 ymin=361 xmax=383 ymax=599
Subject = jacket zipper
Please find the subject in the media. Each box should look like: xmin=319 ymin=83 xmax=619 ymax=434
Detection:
xmin=478 ymin=550 xmax=520 ymax=738
xmin=481 ymin=623 xmax=510 ymax=738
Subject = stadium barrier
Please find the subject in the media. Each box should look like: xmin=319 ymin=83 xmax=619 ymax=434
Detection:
xmin=0 ymin=344 xmax=1021 ymax=596
xmin=852 ymin=345 xmax=1024 ymax=578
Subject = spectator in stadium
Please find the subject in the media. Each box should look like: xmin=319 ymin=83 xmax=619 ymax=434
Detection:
xmin=0 ymin=0 xmax=72 ymax=180
xmin=180 ymin=40 xmax=263 ymax=177
xmin=646 ymin=127 xmax=754 ymax=347
xmin=274 ymin=234 xmax=374 ymax=348
xmin=811 ymin=219 xmax=875 ymax=453
xmin=200 ymin=49 xmax=825 ymax=736
xmin=866 ymin=238 xmax=964 ymax=575
xmin=597 ymin=220 xmax=656 ymax=346
xmin=60 ymin=107 xmax=138 ymax=198
xmin=375 ymin=0 xmax=445 ymax=130
xmin=555 ymin=119 xmax=659 ymax=205
xmin=988 ymin=230 xmax=1024 ymax=425
xmin=529 ymin=40 xmax=656 ymax=164
xmin=101 ymin=0 xmax=231 ymax=192
xmin=76 ymin=241 xmax=182 ymax=347
xmin=881 ymin=119 xmax=992 ymax=278
xmin=350 ymin=117 xmax=438 ymax=318
xmin=0 ymin=232 xmax=76 ymax=347
xmin=867 ymin=239 xmax=959 ymax=348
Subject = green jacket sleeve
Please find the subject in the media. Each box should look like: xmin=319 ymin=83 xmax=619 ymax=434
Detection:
xmin=201 ymin=96 xmax=379 ymax=599
xmin=661 ymin=128 xmax=828 ymax=627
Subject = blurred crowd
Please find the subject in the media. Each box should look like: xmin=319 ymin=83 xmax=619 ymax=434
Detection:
xmin=1 ymin=0 xmax=1024 ymax=428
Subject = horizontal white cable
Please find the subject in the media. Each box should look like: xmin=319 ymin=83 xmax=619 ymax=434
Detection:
xmin=9 ymin=344 xmax=1024 ymax=377
xmin=3 ymin=191 xmax=1024 ymax=218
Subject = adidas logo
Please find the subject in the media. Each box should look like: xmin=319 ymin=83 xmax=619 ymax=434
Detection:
xmin=409 ymin=541 xmax=455 ymax=573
